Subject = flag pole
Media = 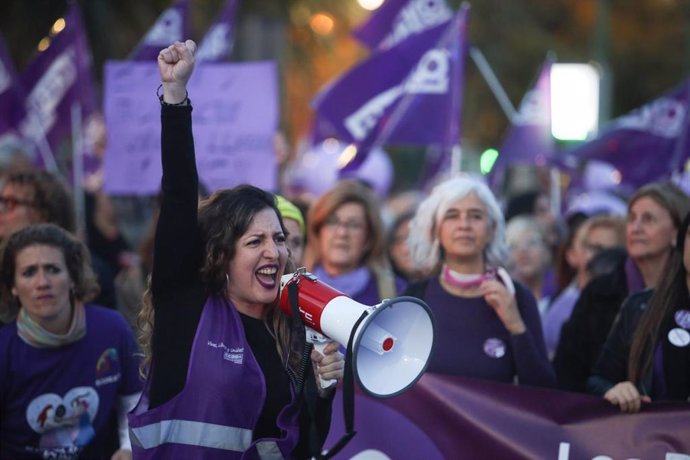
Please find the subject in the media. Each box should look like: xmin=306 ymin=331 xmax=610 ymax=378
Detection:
xmin=550 ymin=166 xmax=561 ymax=217
xmin=72 ymin=102 xmax=85 ymax=236
xmin=451 ymin=144 xmax=462 ymax=175
xmin=469 ymin=46 xmax=516 ymax=120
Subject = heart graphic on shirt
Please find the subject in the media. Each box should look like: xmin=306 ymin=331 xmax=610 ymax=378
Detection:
xmin=26 ymin=387 xmax=99 ymax=433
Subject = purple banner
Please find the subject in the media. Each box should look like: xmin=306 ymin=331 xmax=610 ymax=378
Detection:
xmin=313 ymin=6 xmax=467 ymax=172
xmin=196 ymin=0 xmax=239 ymax=63
xmin=353 ymin=0 xmax=453 ymax=50
xmin=128 ymin=0 xmax=191 ymax=61
xmin=19 ymin=2 xmax=98 ymax=179
xmin=325 ymin=374 xmax=690 ymax=459
xmin=566 ymin=79 xmax=690 ymax=189
xmin=103 ymin=61 xmax=279 ymax=195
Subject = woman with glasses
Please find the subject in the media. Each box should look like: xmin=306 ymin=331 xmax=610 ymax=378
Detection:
xmin=304 ymin=179 xmax=404 ymax=304
xmin=405 ymin=175 xmax=555 ymax=387
xmin=542 ymin=215 xmax=626 ymax=359
xmin=0 ymin=170 xmax=76 ymax=242
xmin=386 ymin=209 xmax=430 ymax=284
xmin=0 ymin=170 xmax=118 ymax=313
xmin=505 ymin=215 xmax=553 ymax=314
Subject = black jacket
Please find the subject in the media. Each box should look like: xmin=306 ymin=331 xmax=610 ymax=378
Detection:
xmin=553 ymin=258 xmax=629 ymax=392
xmin=588 ymin=289 xmax=690 ymax=401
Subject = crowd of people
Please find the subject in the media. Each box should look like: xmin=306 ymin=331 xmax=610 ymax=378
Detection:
xmin=1 ymin=38 xmax=689 ymax=459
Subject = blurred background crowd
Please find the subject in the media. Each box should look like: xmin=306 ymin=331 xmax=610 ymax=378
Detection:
xmin=1 ymin=0 xmax=690 ymax=457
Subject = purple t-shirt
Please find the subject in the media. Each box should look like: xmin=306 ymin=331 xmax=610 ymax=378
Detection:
xmin=418 ymin=278 xmax=555 ymax=387
xmin=0 ymin=306 xmax=142 ymax=460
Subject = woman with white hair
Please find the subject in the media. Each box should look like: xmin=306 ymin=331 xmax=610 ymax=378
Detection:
xmin=405 ymin=175 xmax=555 ymax=387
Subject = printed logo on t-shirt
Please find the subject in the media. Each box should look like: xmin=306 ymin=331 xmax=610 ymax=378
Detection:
xmin=207 ymin=340 xmax=244 ymax=364
xmin=95 ymin=347 xmax=121 ymax=387
xmin=25 ymin=386 xmax=99 ymax=458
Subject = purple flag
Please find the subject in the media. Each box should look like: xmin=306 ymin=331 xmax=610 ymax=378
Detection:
xmin=0 ymin=33 xmax=31 ymax=151
xmin=489 ymin=56 xmax=555 ymax=190
xmin=309 ymin=115 xmax=339 ymax=145
xmin=196 ymin=0 xmax=239 ymax=63
xmin=497 ymin=56 xmax=555 ymax=166
xmin=353 ymin=0 xmax=453 ymax=50
xmin=325 ymin=374 xmax=690 ymax=459
xmin=19 ymin=2 xmax=98 ymax=178
xmin=128 ymin=0 xmax=191 ymax=61
xmin=313 ymin=5 xmax=468 ymax=172
xmin=567 ymin=79 xmax=690 ymax=188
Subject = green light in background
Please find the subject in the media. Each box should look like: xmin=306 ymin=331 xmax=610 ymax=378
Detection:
xmin=480 ymin=148 xmax=499 ymax=174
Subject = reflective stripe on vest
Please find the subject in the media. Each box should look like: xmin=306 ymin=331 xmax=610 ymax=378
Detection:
xmin=129 ymin=419 xmax=252 ymax=451
xmin=256 ymin=440 xmax=284 ymax=460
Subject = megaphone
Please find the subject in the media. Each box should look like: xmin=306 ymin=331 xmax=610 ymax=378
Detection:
xmin=279 ymin=270 xmax=435 ymax=398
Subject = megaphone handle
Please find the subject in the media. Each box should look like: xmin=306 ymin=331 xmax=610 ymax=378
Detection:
xmin=306 ymin=328 xmax=337 ymax=389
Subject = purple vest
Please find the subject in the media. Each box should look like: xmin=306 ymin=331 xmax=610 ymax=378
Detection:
xmin=128 ymin=296 xmax=301 ymax=459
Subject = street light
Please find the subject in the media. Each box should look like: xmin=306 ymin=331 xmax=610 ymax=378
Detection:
xmin=550 ymin=63 xmax=600 ymax=141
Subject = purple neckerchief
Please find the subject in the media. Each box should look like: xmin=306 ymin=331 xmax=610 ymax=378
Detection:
xmin=625 ymin=257 xmax=646 ymax=293
xmin=313 ymin=265 xmax=371 ymax=298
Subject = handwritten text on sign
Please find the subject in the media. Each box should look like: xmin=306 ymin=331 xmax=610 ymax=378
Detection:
xmin=103 ymin=61 xmax=278 ymax=195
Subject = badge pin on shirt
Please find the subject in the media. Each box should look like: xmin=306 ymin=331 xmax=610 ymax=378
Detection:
xmin=668 ymin=328 xmax=690 ymax=348
xmin=483 ymin=338 xmax=506 ymax=358
xmin=668 ymin=309 xmax=690 ymax=348
xmin=674 ymin=309 xmax=690 ymax=329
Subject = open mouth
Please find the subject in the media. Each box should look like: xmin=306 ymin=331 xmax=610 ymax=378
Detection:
xmin=256 ymin=266 xmax=279 ymax=289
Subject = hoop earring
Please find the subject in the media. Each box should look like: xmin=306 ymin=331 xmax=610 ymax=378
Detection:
xmin=226 ymin=273 xmax=230 ymax=284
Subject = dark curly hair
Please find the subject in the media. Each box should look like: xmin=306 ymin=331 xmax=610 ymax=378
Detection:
xmin=197 ymin=185 xmax=287 ymax=295
xmin=0 ymin=223 xmax=99 ymax=322
xmin=137 ymin=185 xmax=306 ymax=377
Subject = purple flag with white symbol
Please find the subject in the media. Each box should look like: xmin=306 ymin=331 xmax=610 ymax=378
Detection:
xmin=0 ymin=34 xmax=29 ymax=147
xmin=566 ymin=79 xmax=690 ymax=188
xmin=196 ymin=0 xmax=239 ymax=63
xmin=20 ymin=2 xmax=98 ymax=177
xmin=129 ymin=0 xmax=191 ymax=61
xmin=313 ymin=5 xmax=468 ymax=172
xmin=353 ymin=0 xmax=453 ymax=50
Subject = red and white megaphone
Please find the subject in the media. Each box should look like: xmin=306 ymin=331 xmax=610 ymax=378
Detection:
xmin=279 ymin=270 xmax=435 ymax=398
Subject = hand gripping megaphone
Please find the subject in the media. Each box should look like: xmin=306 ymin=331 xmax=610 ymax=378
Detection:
xmin=279 ymin=270 xmax=435 ymax=398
